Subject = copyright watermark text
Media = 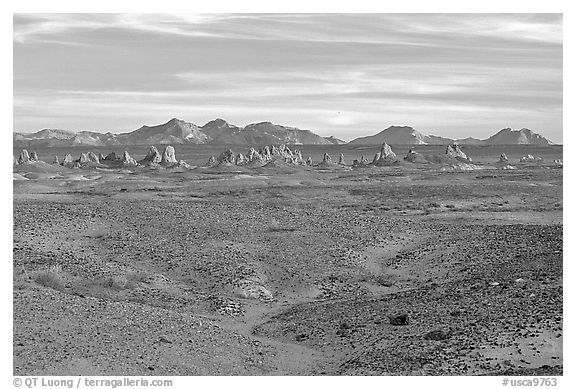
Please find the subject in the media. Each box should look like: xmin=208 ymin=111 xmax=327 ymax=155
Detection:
xmin=502 ymin=377 xmax=558 ymax=387
xmin=13 ymin=377 xmax=173 ymax=388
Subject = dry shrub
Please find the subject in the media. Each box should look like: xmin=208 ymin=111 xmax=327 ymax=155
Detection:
xmin=91 ymin=275 xmax=136 ymax=290
xmin=33 ymin=265 xmax=65 ymax=291
xmin=126 ymin=271 xmax=150 ymax=284
xmin=375 ymin=275 xmax=397 ymax=287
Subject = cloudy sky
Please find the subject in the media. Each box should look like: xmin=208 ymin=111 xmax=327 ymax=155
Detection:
xmin=13 ymin=13 xmax=562 ymax=142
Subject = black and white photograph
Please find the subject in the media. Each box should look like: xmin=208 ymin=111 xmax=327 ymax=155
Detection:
xmin=7 ymin=3 xmax=570 ymax=386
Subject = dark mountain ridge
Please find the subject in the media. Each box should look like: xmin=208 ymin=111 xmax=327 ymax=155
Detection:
xmin=14 ymin=120 xmax=555 ymax=147
xmin=14 ymin=118 xmax=335 ymax=147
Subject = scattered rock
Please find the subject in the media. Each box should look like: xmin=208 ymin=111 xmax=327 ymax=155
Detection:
xmin=293 ymin=150 xmax=303 ymax=163
xmin=211 ymin=296 xmax=243 ymax=317
xmin=446 ymin=144 xmax=471 ymax=161
xmin=62 ymin=154 xmax=74 ymax=167
xmin=316 ymin=152 xmax=338 ymax=169
xmin=373 ymin=143 xmax=397 ymax=165
xmin=206 ymin=156 xmax=217 ymax=166
xmin=235 ymin=153 xmax=247 ymax=166
xmin=295 ymin=333 xmax=309 ymax=342
xmin=442 ymin=162 xmax=482 ymax=171
xmin=247 ymin=148 xmax=262 ymax=162
xmin=78 ymin=153 xmax=90 ymax=164
xmin=389 ymin=314 xmax=409 ymax=326
xmin=104 ymin=152 xmax=118 ymax=162
xmin=353 ymin=155 xmax=371 ymax=167
xmin=121 ymin=151 xmax=138 ymax=166
xmin=207 ymin=144 xmax=310 ymax=166
xmin=217 ymin=149 xmax=235 ymax=165
xmin=18 ymin=150 xmax=30 ymax=164
xmin=161 ymin=145 xmax=177 ymax=165
xmin=424 ymin=329 xmax=451 ymax=341
xmin=281 ymin=145 xmax=293 ymax=158
xmin=243 ymin=144 xmax=301 ymax=164
xmin=404 ymin=149 xmax=428 ymax=164
xmin=520 ymin=154 xmax=543 ymax=162
xmin=260 ymin=146 xmax=272 ymax=161
xmin=87 ymin=152 xmax=100 ymax=164
xmin=139 ymin=146 xmax=162 ymax=166
xmin=233 ymin=280 xmax=274 ymax=302
xmin=169 ymin=160 xmax=192 ymax=169
xmin=208 ymin=144 xmax=310 ymax=167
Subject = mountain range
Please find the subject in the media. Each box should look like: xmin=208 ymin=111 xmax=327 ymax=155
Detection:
xmin=13 ymin=118 xmax=345 ymax=148
xmin=13 ymin=119 xmax=554 ymax=148
xmin=348 ymin=126 xmax=553 ymax=146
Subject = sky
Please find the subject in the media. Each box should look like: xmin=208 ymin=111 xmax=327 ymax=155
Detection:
xmin=13 ymin=13 xmax=563 ymax=142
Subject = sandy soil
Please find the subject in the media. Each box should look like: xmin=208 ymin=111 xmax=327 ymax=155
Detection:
xmin=13 ymin=153 xmax=562 ymax=375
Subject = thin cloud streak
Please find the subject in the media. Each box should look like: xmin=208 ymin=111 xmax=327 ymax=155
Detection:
xmin=14 ymin=13 xmax=563 ymax=46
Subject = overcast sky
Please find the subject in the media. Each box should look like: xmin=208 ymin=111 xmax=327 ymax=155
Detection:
xmin=13 ymin=13 xmax=562 ymax=142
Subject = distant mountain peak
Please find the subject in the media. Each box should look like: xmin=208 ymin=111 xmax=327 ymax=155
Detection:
xmin=386 ymin=125 xmax=414 ymax=129
xmin=250 ymin=121 xmax=274 ymax=126
xmin=164 ymin=117 xmax=189 ymax=126
xmin=486 ymin=127 xmax=552 ymax=145
xmin=349 ymin=125 xmax=428 ymax=145
xmin=496 ymin=127 xmax=534 ymax=135
xmin=323 ymin=136 xmax=347 ymax=145
xmin=203 ymin=118 xmax=233 ymax=128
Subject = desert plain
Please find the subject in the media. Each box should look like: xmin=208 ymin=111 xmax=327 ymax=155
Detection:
xmin=13 ymin=143 xmax=563 ymax=376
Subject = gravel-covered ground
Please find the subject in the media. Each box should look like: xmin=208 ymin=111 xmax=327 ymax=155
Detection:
xmin=13 ymin=157 xmax=562 ymax=375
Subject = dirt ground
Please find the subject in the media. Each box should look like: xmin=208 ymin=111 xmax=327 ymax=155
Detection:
xmin=13 ymin=149 xmax=563 ymax=375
